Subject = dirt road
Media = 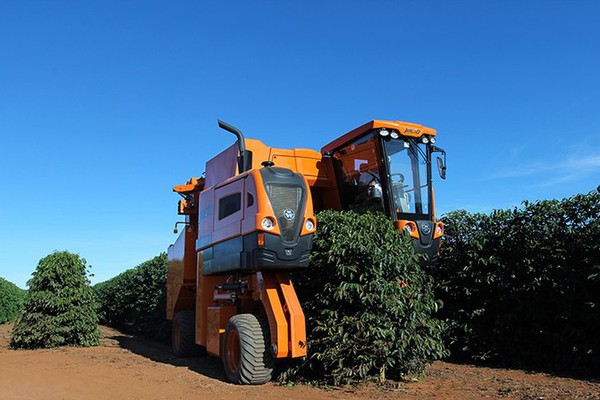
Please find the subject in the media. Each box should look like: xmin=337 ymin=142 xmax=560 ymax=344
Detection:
xmin=1 ymin=323 xmax=598 ymax=400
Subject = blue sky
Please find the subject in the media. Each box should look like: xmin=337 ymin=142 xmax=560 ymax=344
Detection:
xmin=1 ymin=1 xmax=598 ymax=288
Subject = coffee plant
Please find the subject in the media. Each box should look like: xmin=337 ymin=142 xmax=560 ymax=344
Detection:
xmin=280 ymin=210 xmax=447 ymax=385
xmin=10 ymin=251 xmax=100 ymax=348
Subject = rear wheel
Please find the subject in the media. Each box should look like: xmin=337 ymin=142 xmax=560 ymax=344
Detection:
xmin=222 ymin=314 xmax=274 ymax=384
xmin=172 ymin=310 xmax=203 ymax=357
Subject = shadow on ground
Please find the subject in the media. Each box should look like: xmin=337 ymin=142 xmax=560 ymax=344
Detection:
xmin=111 ymin=333 xmax=228 ymax=383
xmin=443 ymin=357 xmax=600 ymax=383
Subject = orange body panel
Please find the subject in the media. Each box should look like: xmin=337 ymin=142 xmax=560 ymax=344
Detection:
xmin=195 ymin=270 xmax=228 ymax=347
xmin=245 ymin=139 xmax=331 ymax=187
xmin=166 ymin=228 xmax=198 ymax=320
xmin=275 ymin=273 xmax=307 ymax=357
xmin=173 ymin=177 xmax=205 ymax=195
xmin=206 ymin=306 xmax=237 ymax=357
xmin=256 ymin=272 xmax=289 ymax=358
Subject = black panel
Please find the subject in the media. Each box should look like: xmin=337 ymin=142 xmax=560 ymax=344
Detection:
xmin=414 ymin=237 xmax=441 ymax=266
xmin=250 ymin=232 xmax=312 ymax=268
xmin=202 ymin=232 xmax=312 ymax=276
xmin=416 ymin=220 xmax=434 ymax=247
xmin=201 ymin=236 xmax=243 ymax=275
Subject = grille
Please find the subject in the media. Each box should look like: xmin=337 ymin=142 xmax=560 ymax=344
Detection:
xmin=266 ymin=183 xmax=303 ymax=243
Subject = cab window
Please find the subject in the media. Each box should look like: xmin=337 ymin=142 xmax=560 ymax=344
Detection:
xmin=218 ymin=193 xmax=241 ymax=220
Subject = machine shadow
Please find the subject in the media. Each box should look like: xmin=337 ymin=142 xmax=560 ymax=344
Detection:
xmin=112 ymin=334 xmax=228 ymax=383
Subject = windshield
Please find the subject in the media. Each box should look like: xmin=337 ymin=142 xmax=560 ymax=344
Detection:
xmin=383 ymin=138 xmax=430 ymax=218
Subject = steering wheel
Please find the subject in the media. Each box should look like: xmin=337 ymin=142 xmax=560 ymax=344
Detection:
xmin=390 ymin=173 xmax=405 ymax=185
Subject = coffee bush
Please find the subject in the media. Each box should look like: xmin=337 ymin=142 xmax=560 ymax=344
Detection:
xmin=10 ymin=251 xmax=100 ymax=348
xmin=280 ymin=210 xmax=447 ymax=385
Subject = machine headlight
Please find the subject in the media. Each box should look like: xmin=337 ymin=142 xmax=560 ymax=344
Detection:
xmin=436 ymin=225 xmax=443 ymax=236
xmin=261 ymin=217 xmax=275 ymax=230
xmin=390 ymin=131 xmax=399 ymax=139
xmin=422 ymin=137 xmax=430 ymax=144
xmin=379 ymin=129 xmax=390 ymax=137
xmin=304 ymin=219 xmax=315 ymax=232
xmin=430 ymin=137 xmax=436 ymax=144
xmin=404 ymin=225 xmax=413 ymax=234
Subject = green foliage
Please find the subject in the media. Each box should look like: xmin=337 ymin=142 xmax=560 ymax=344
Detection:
xmin=0 ymin=277 xmax=25 ymax=324
xmin=281 ymin=210 xmax=447 ymax=385
xmin=94 ymin=253 xmax=169 ymax=342
xmin=430 ymin=189 xmax=600 ymax=374
xmin=10 ymin=251 xmax=100 ymax=348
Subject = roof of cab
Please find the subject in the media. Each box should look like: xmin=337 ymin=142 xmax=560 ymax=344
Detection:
xmin=321 ymin=120 xmax=437 ymax=153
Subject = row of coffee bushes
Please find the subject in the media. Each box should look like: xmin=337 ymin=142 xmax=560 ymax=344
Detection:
xmin=94 ymin=253 xmax=170 ymax=342
xmin=0 ymin=277 xmax=25 ymax=324
xmin=430 ymin=189 xmax=599 ymax=375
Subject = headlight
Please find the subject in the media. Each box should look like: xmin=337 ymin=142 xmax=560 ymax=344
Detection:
xmin=436 ymin=225 xmax=443 ymax=236
xmin=379 ymin=129 xmax=390 ymax=137
xmin=430 ymin=137 xmax=436 ymax=144
xmin=261 ymin=217 xmax=275 ymax=230
xmin=421 ymin=137 xmax=429 ymax=144
xmin=404 ymin=225 xmax=413 ymax=234
xmin=305 ymin=219 xmax=315 ymax=232
xmin=390 ymin=131 xmax=399 ymax=139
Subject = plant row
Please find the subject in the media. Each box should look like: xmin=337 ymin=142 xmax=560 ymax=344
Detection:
xmin=94 ymin=253 xmax=170 ymax=342
xmin=430 ymin=189 xmax=599 ymax=375
xmin=0 ymin=277 xmax=26 ymax=324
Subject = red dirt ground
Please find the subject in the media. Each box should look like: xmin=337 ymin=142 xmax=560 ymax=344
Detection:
xmin=1 ymin=323 xmax=598 ymax=400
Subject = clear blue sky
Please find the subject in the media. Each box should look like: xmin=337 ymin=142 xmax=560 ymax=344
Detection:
xmin=1 ymin=1 xmax=598 ymax=288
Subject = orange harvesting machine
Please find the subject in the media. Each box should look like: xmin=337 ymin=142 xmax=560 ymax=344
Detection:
xmin=167 ymin=119 xmax=447 ymax=384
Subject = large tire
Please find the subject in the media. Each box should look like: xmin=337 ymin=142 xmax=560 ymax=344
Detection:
xmin=172 ymin=310 xmax=203 ymax=357
xmin=222 ymin=314 xmax=274 ymax=384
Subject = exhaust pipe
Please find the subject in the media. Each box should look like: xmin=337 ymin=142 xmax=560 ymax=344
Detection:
xmin=217 ymin=119 xmax=252 ymax=173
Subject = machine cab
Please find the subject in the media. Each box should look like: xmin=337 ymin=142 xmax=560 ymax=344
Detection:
xmin=322 ymin=120 xmax=447 ymax=261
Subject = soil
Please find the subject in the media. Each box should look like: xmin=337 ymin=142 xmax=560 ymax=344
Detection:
xmin=1 ymin=323 xmax=598 ymax=400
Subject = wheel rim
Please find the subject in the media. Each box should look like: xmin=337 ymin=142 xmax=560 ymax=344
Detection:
xmin=225 ymin=329 xmax=241 ymax=374
xmin=173 ymin=319 xmax=180 ymax=351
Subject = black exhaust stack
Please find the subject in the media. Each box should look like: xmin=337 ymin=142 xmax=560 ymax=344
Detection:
xmin=217 ymin=119 xmax=253 ymax=173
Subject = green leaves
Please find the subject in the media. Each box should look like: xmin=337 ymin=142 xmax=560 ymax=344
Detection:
xmin=0 ymin=278 xmax=25 ymax=324
xmin=94 ymin=253 xmax=169 ymax=342
xmin=431 ymin=189 xmax=600 ymax=374
xmin=280 ymin=210 xmax=447 ymax=385
xmin=10 ymin=251 xmax=100 ymax=348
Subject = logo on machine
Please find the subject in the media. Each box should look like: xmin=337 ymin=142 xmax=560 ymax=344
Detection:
xmin=404 ymin=128 xmax=421 ymax=134
xmin=283 ymin=209 xmax=295 ymax=221
xmin=421 ymin=223 xmax=431 ymax=235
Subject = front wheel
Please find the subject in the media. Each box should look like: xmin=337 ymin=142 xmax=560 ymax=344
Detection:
xmin=222 ymin=314 xmax=274 ymax=384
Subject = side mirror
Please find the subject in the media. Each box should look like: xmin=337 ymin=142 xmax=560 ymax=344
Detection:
xmin=437 ymin=156 xmax=446 ymax=180
xmin=432 ymin=145 xmax=447 ymax=180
